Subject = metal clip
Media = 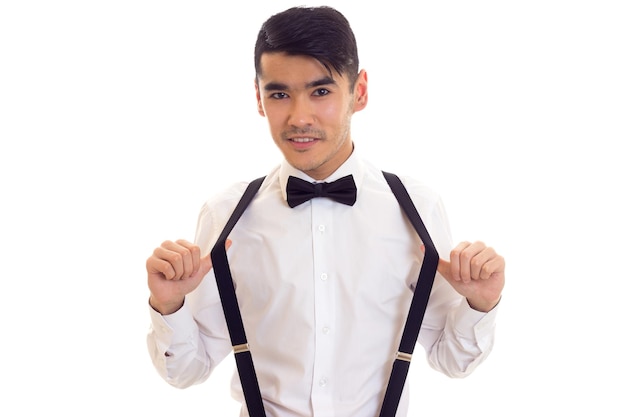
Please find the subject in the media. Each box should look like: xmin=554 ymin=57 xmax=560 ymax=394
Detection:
xmin=233 ymin=343 xmax=250 ymax=354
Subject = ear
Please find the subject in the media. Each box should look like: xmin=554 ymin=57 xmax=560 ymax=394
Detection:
xmin=352 ymin=69 xmax=368 ymax=113
xmin=255 ymin=80 xmax=266 ymax=117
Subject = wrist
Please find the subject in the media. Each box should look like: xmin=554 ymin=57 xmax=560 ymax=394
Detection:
xmin=467 ymin=296 xmax=501 ymax=313
xmin=149 ymin=295 xmax=184 ymax=315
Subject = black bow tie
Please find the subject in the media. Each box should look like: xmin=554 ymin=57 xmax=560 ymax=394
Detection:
xmin=286 ymin=175 xmax=357 ymax=208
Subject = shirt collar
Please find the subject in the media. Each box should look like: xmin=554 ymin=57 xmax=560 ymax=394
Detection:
xmin=278 ymin=148 xmax=365 ymax=204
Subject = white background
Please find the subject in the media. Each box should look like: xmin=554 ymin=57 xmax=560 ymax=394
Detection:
xmin=1 ymin=1 xmax=624 ymax=415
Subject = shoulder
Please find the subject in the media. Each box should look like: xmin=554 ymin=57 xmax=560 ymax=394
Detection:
xmin=194 ymin=166 xmax=280 ymax=253
xmin=395 ymin=174 xmax=443 ymax=205
xmin=360 ymin=159 xmax=443 ymax=208
xmin=198 ymin=166 xmax=281 ymax=223
xmin=199 ymin=181 xmax=248 ymax=218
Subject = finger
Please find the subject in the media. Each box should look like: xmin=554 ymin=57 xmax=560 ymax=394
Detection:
xmin=152 ymin=245 xmax=183 ymax=280
xmin=175 ymin=239 xmax=202 ymax=276
xmin=450 ymin=241 xmax=472 ymax=282
xmin=420 ymin=244 xmax=453 ymax=282
xmin=469 ymin=245 xmax=496 ymax=280
xmin=157 ymin=240 xmax=197 ymax=280
xmin=194 ymin=239 xmax=232 ymax=279
xmin=436 ymin=257 xmax=452 ymax=280
xmin=479 ymin=254 xmax=506 ymax=280
xmin=462 ymin=241 xmax=490 ymax=283
xmin=146 ymin=255 xmax=177 ymax=280
xmin=462 ymin=243 xmax=482 ymax=282
xmin=196 ymin=253 xmax=214 ymax=279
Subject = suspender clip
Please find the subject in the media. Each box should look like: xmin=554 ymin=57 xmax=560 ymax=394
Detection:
xmin=233 ymin=343 xmax=250 ymax=354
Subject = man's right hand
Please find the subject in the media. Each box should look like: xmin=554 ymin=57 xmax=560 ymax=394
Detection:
xmin=146 ymin=239 xmax=228 ymax=315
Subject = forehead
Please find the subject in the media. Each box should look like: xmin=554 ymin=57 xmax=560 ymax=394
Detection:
xmin=257 ymin=52 xmax=348 ymax=89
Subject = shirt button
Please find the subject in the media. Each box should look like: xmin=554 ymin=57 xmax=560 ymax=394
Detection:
xmin=318 ymin=225 xmax=325 ymax=232
xmin=319 ymin=377 xmax=328 ymax=387
xmin=320 ymin=273 xmax=328 ymax=281
xmin=322 ymin=326 xmax=330 ymax=335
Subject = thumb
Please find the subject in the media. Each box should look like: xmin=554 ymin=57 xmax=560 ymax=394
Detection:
xmin=198 ymin=239 xmax=233 ymax=276
xmin=197 ymin=253 xmax=214 ymax=277
xmin=420 ymin=244 xmax=451 ymax=279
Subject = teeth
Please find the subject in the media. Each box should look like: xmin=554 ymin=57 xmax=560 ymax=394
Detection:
xmin=292 ymin=137 xmax=315 ymax=143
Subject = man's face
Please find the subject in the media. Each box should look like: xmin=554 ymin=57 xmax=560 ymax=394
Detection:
xmin=255 ymin=52 xmax=368 ymax=180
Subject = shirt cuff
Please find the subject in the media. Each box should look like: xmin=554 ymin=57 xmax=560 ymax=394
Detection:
xmin=455 ymin=298 xmax=499 ymax=342
xmin=148 ymin=300 xmax=198 ymax=352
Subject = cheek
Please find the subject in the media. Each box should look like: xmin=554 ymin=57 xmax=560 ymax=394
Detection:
xmin=265 ymin=112 xmax=283 ymax=132
xmin=317 ymin=101 xmax=344 ymax=124
xmin=262 ymin=109 xmax=287 ymax=140
xmin=319 ymin=101 xmax=351 ymax=130
xmin=259 ymin=103 xmax=281 ymax=126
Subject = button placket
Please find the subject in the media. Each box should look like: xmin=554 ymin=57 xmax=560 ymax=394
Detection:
xmin=309 ymin=198 xmax=335 ymax=411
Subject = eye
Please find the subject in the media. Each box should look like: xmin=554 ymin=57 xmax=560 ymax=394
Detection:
xmin=270 ymin=92 xmax=289 ymax=99
xmin=313 ymin=88 xmax=330 ymax=96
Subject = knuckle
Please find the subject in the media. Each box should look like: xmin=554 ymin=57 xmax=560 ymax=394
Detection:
xmin=460 ymin=251 xmax=473 ymax=263
xmin=480 ymin=264 xmax=492 ymax=276
xmin=189 ymin=245 xmax=200 ymax=256
xmin=163 ymin=264 xmax=176 ymax=279
xmin=171 ymin=252 xmax=183 ymax=264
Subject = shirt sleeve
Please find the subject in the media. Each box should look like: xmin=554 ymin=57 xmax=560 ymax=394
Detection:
xmin=146 ymin=301 xmax=210 ymax=387
xmin=425 ymin=295 xmax=499 ymax=377
xmin=146 ymin=188 xmax=244 ymax=388
xmin=405 ymin=177 xmax=500 ymax=378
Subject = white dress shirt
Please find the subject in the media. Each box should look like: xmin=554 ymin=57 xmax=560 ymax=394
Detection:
xmin=147 ymin=151 xmax=498 ymax=417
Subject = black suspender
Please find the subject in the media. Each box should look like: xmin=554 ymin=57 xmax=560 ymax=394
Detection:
xmin=210 ymin=172 xmax=439 ymax=417
xmin=210 ymin=176 xmax=266 ymax=417
xmin=378 ymin=171 xmax=439 ymax=417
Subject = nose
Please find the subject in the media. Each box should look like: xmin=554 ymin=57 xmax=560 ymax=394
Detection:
xmin=288 ymin=96 xmax=315 ymax=127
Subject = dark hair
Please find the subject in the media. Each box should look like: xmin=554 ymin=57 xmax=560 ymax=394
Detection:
xmin=254 ymin=6 xmax=359 ymax=87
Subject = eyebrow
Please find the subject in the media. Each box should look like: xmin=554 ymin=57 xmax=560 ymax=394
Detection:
xmin=263 ymin=76 xmax=337 ymax=92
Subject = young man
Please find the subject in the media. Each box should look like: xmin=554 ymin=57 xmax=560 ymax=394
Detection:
xmin=146 ymin=6 xmax=505 ymax=417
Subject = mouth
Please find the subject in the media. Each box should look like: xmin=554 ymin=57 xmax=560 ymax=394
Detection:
xmin=290 ymin=137 xmax=317 ymax=143
xmin=287 ymin=136 xmax=319 ymax=150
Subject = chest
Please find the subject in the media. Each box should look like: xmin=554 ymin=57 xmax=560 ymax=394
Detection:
xmin=226 ymin=194 xmax=422 ymax=311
